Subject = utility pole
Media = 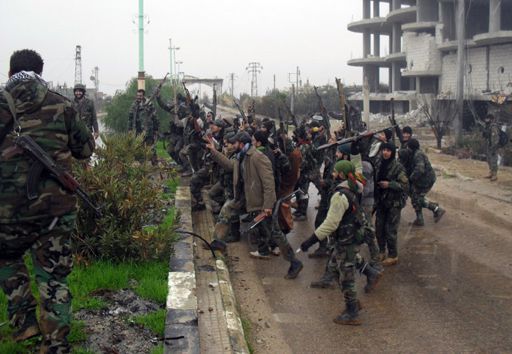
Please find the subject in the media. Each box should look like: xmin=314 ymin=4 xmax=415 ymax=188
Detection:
xmin=273 ymin=74 xmax=276 ymax=91
xmin=137 ymin=0 xmax=145 ymax=90
xmin=291 ymin=84 xmax=295 ymax=114
xmin=168 ymin=38 xmax=173 ymax=87
xmin=228 ymin=73 xmax=236 ymax=97
xmin=296 ymin=66 xmax=300 ymax=91
xmin=455 ymin=0 xmax=465 ymax=142
xmin=89 ymin=66 xmax=99 ymax=102
xmin=74 ymin=45 xmax=82 ymax=85
xmin=245 ymin=62 xmax=262 ymax=97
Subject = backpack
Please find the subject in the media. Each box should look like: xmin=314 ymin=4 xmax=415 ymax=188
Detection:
xmin=498 ymin=129 xmax=509 ymax=148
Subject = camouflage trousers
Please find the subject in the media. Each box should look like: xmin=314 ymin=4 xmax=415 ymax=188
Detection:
xmin=0 ymin=214 xmax=75 ymax=353
xmin=190 ymin=166 xmax=210 ymax=205
xmin=333 ymin=243 xmax=359 ymax=306
xmin=487 ymin=146 xmax=498 ymax=174
xmin=375 ymin=206 xmax=402 ymax=258
xmin=410 ymin=185 xmax=438 ymax=213
xmin=207 ymin=181 xmax=225 ymax=212
xmin=167 ymin=134 xmax=184 ymax=165
xmin=179 ymin=144 xmax=202 ymax=173
xmin=213 ymin=199 xmax=242 ymax=241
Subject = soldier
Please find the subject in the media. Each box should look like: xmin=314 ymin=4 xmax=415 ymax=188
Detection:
xmin=0 ymin=49 xmax=95 ymax=353
xmin=401 ymin=126 xmax=413 ymax=148
xmin=156 ymin=91 xmax=185 ymax=166
xmin=374 ymin=142 xmax=408 ymax=266
xmin=300 ymin=160 xmax=367 ymax=325
xmin=292 ymin=126 xmax=317 ymax=221
xmin=400 ymin=139 xmax=445 ymax=226
xmin=482 ymin=114 xmax=502 ymax=181
xmin=73 ymin=83 xmax=99 ymax=139
xmin=128 ymin=89 xmax=159 ymax=164
xmin=206 ymin=131 xmax=303 ymax=279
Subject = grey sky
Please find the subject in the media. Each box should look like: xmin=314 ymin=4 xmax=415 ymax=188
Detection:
xmin=1 ymin=0 xmax=373 ymax=96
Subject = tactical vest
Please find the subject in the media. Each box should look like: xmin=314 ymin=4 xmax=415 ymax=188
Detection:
xmin=333 ymin=186 xmax=370 ymax=246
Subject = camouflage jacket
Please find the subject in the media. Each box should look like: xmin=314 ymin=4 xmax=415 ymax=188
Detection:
xmin=482 ymin=122 xmax=500 ymax=150
xmin=73 ymin=96 xmax=98 ymax=133
xmin=299 ymin=142 xmax=317 ymax=173
xmin=128 ymin=98 xmax=159 ymax=139
xmin=0 ymin=71 xmax=94 ymax=222
xmin=409 ymin=150 xmax=436 ymax=189
xmin=374 ymin=157 xmax=408 ymax=209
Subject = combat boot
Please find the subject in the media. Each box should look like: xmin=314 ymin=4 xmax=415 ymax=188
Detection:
xmin=191 ymin=202 xmax=206 ymax=212
xmin=412 ymin=210 xmax=424 ymax=226
xmin=282 ymin=244 xmax=304 ymax=279
xmin=490 ymin=172 xmax=498 ymax=182
xmin=433 ymin=206 xmax=446 ymax=223
xmin=12 ymin=312 xmax=40 ymax=342
xmin=308 ymin=239 xmax=329 ymax=258
xmin=225 ymin=222 xmax=241 ymax=243
xmin=361 ymin=263 xmax=383 ymax=293
xmin=310 ymin=270 xmax=336 ymax=289
xmin=333 ymin=301 xmax=361 ymax=326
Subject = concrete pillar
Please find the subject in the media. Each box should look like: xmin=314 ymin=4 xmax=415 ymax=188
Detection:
xmin=374 ymin=34 xmax=381 ymax=56
xmin=373 ymin=0 xmax=380 ymax=17
xmin=489 ymin=0 xmax=502 ymax=33
xmin=392 ymin=24 xmax=401 ymax=53
xmin=363 ymin=31 xmax=371 ymax=57
xmin=392 ymin=62 xmax=401 ymax=91
xmin=363 ymin=0 xmax=371 ymax=19
xmin=364 ymin=66 xmax=379 ymax=92
xmin=410 ymin=77 xmax=416 ymax=91
xmin=392 ymin=0 xmax=401 ymax=11
xmin=416 ymin=77 xmax=421 ymax=93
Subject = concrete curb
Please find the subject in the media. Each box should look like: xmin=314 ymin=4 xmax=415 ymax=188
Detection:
xmin=216 ymin=259 xmax=250 ymax=354
xmin=164 ymin=185 xmax=200 ymax=354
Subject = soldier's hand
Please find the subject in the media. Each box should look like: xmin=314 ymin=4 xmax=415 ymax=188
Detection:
xmin=204 ymin=135 xmax=215 ymax=151
xmin=378 ymin=181 xmax=389 ymax=189
xmin=93 ymin=131 xmax=99 ymax=140
xmin=300 ymin=233 xmax=320 ymax=252
xmin=263 ymin=208 xmax=272 ymax=216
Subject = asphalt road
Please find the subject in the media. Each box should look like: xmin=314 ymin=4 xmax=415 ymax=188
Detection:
xmin=229 ymin=185 xmax=512 ymax=353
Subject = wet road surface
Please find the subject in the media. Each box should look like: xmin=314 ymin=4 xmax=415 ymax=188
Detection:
xmin=228 ymin=185 xmax=512 ymax=353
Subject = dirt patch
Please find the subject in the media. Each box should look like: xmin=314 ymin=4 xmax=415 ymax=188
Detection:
xmin=75 ymin=289 xmax=162 ymax=354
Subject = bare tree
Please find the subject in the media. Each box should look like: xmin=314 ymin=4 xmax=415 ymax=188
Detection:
xmin=419 ymin=94 xmax=458 ymax=149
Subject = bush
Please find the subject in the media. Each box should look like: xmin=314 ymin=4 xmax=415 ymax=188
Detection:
xmin=73 ymin=132 xmax=175 ymax=262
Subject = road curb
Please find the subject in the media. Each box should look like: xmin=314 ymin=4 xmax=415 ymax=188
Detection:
xmin=164 ymin=185 xmax=200 ymax=354
xmin=216 ymin=258 xmax=250 ymax=354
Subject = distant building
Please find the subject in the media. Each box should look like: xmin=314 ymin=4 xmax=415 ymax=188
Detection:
xmin=348 ymin=0 xmax=512 ymax=117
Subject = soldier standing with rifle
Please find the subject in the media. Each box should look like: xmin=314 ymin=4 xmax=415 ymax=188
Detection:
xmin=73 ymin=83 xmax=99 ymax=139
xmin=128 ymin=89 xmax=159 ymax=164
xmin=0 ymin=49 xmax=95 ymax=353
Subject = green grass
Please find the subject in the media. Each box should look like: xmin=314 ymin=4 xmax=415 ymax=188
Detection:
xmin=150 ymin=344 xmax=164 ymax=354
xmin=131 ymin=309 xmax=166 ymax=336
xmin=156 ymin=140 xmax=170 ymax=159
xmin=241 ymin=316 xmax=255 ymax=354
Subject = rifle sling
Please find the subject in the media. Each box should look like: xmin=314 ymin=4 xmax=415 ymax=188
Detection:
xmin=26 ymin=160 xmax=45 ymax=200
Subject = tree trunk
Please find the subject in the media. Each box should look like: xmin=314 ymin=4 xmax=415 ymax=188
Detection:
xmin=436 ymin=135 xmax=443 ymax=149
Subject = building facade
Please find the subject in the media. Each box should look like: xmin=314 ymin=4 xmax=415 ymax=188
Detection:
xmin=348 ymin=0 xmax=512 ymax=115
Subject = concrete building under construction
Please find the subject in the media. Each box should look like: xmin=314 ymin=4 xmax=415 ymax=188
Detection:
xmin=348 ymin=0 xmax=512 ymax=115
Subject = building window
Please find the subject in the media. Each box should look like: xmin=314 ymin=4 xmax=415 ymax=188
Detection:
xmin=498 ymin=66 xmax=505 ymax=74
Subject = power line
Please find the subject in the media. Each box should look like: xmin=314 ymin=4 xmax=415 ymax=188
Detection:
xmin=245 ymin=62 xmax=262 ymax=97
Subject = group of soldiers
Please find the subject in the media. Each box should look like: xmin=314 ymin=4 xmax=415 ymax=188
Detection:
xmin=154 ymin=88 xmax=447 ymax=326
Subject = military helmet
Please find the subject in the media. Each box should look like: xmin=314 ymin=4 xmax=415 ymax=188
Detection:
xmin=74 ymin=83 xmax=86 ymax=92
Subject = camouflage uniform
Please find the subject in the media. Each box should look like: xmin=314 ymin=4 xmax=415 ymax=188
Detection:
xmin=73 ymin=96 xmax=98 ymax=134
xmin=294 ymin=142 xmax=317 ymax=218
xmin=0 ymin=71 xmax=94 ymax=353
xmin=128 ymin=98 xmax=159 ymax=162
xmin=483 ymin=121 xmax=501 ymax=177
xmin=408 ymin=149 xmax=438 ymax=213
xmin=374 ymin=156 xmax=408 ymax=258
xmin=156 ymin=95 xmax=184 ymax=164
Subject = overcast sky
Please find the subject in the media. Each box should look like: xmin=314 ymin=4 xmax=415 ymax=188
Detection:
xmin=0 ymin=0 xmax=384 ymax=96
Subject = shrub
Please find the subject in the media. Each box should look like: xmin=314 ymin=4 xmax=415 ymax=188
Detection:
xmin=73 ymin=132 xmax=175 ymax=262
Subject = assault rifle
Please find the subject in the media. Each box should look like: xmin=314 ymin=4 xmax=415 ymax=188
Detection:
xmin=315 ymin=126 xmax=397 ymax=151
xmin=145 ymin=73 xmax=169 ymax=106
xmin=242 ymin=189 xmax=304 ymax=233
xmin=3 ymin=135 xmax=102 ymax=217
xmin=313 ymin=86 xmax=331 ymax=137
xmin=281 ymin=98 xmax=299 ymax=127
xmin=234 ymin=99 xmax=249 ymax=124
xmin=212 ymin=85 xmax=218 ymax=118
xmin=388 ymin=98 xmax=404 ymax=145
xmin=335 ymin=77 xmax=350 ymax=134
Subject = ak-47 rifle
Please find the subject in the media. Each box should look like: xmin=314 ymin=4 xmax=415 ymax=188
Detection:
xmin=212 ymin=85 xmax=217 ymax=118
xmin=316 ymin=126 xmax=397 ymax=151
xmin=234 ymin=99 xmax=249 ymax=123
xmin=313 ymin=86 xmax=331 ymax=137
xmin=335 ymin=78 xmax=350 ymax=135
xmin=2 ymin=135 xmax=102 ymax=217
xmin=145 ymin=73 xmax=169 ymax=107
xmin=388 ymin=98 xmax=404 ymax=145
xmin=282 ymin=97 xmax=299 ymax=127
xmin=242 ymin=189 xmax=304 ymax=233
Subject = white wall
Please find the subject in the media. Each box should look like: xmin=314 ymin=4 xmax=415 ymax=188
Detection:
xmin=403 ymin=32 xmax=442 ymax=73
